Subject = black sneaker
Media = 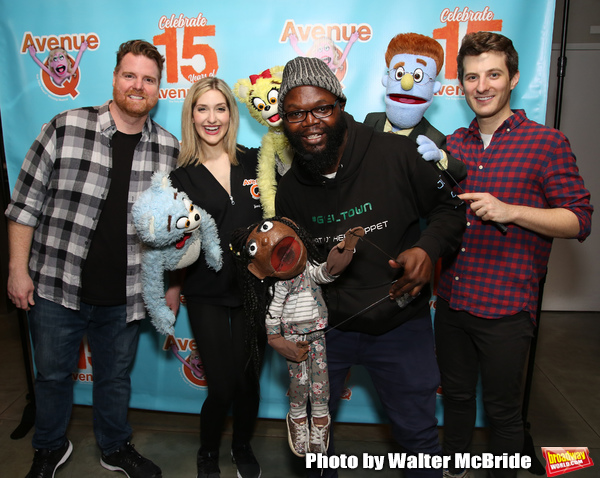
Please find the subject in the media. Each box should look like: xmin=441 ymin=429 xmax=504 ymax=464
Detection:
xmin=197 ymin=449 xmax=220 ymax=478
xmin=231 ymin=444 xmax=261 ymax=478
xmin=100 ymin=442 xmax=161 ymax=478
xmin=26 ymin=440 xmax=73 ymax=478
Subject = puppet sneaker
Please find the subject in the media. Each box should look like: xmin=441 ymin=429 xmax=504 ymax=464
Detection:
xmin=26 ymin=439 xmax=73 ymax=478
xmin=308 ymin=414 xmax=331 ymax=454
xmin=101 ymin=442 xmax=161 ymax=477
xmin=197 ymin=449 xmax=220 ymax=478
xmin=231 ymin=443 xmax=261 ymax=478
xmin=286 ymin=413 xmax=309 ymax=457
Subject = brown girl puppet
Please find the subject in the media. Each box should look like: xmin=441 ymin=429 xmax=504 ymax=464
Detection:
xmin=230 ymin=217 xmax=363 ymax=457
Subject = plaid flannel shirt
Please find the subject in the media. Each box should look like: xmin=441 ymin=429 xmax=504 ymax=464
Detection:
xmin=438 ymin=109 xmax=592 ymax=322
xmin=5 ymin=101 xmax=179 ymax=322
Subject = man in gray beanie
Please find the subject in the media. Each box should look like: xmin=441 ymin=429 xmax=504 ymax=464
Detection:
xmin=277 ymin=56 xmax=346 ymax=117
xmin=275 ymin=56 xmax=466 ymax=478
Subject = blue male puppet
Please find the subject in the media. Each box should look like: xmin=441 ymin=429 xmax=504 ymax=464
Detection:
xmin=364 ymin=33 xmax=466 ymax=180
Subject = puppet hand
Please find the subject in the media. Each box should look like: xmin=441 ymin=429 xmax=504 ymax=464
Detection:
xmin=80 ymin=41 xmax=88 ymax=52
xmin=350 ymin=31 xmax=359 ymax=43
xmin=268 ymin=333 xmax=309 ymax=362
xmin=416 ymin=135 xmax=443 ymax=162
xmin=388 ymin=247 xmax=433 ymax=299
xmin=327 ymin=227 xmax=364 ymax=275
xmin=27 ymin=46 xmax=36 ymax=57
xmin=338 ymin=226 xmax=365 ymax=251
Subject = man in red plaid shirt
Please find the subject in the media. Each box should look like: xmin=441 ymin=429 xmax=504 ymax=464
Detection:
xmin=434 ymin=32 xmax=593 ymax=478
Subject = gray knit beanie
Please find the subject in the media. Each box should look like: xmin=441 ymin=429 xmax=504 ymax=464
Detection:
xmin=278 ymin=56 xmax=346 ymax=117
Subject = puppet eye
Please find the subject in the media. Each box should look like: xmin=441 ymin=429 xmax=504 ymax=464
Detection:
xmin=252 ymin=97 xmax=266 ymax=111
xmin=267 ymin=88 xmax=278 ymax=105
xmin=247 ymin=239 xmax=258 ymax=257
xmin=394 ymin=66 xmax=406 ymax=81
xmin=413 ymin=68 xmax=425 ymax=83
xmin=176 ymin=216 xmax=190 ymax=229
xmin=259 ymin=221 xmax=274 ymax=233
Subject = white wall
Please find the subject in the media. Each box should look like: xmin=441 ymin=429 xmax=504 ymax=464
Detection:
xmin=543 ymin=43 xmax=600 ymax=311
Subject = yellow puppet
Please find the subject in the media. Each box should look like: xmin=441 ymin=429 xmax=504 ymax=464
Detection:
xmin=234 ymin=67 xmax=293 ymax=218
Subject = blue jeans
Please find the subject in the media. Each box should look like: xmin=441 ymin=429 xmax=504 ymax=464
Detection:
xmin=28 ymin=294 xmax=141 ymax=454
xmin=309 ymin=312 xmax=443 ymax=478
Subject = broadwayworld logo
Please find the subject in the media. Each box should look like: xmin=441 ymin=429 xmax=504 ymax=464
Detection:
xmin=542 ymin=447 xmax=594 ymax=477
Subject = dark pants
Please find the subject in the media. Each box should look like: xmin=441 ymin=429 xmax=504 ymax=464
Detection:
xmin=186 ymin=300 xmax=264 ymax=452
xmin=310 ymin=311 xmax=443 ymax=478
xmin=28 ymin=294 xmax=139 ymax=455
xmin=435 ymin=299 xmax=534 ymax=478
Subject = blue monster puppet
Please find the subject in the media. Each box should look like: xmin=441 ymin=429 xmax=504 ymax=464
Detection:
xmin=132 ymin=171 xmax=222 ymax=335
xmin=364 ymin=33 xmax=466 ymax=180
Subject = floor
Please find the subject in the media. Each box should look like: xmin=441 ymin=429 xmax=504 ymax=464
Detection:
xmin=0 ymin=310 xmax=598 ymax=478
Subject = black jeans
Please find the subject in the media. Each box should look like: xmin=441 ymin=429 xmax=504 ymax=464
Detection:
xmin=435 ymin=298 xmax=535 ymax=478
xmin=187 ymin=300 xmax=264 ymax=452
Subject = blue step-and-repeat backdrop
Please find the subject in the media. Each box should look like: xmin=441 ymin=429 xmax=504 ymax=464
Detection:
xmin=0 ymin=0 xmax=555 ymax=425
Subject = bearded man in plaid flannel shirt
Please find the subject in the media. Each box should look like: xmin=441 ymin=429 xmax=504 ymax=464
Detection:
xmin=6 ymin=40 xmax=179 ymax=478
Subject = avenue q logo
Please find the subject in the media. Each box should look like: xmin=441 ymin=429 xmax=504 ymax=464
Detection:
xmin=542 ymin=447 xmax=594 ymax=476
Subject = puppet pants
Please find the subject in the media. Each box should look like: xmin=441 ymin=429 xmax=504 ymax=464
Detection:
xmin=435 ymin=298 xmax=534 ymax=478
xmin=285 ymin=331 xmax=329 ymax=419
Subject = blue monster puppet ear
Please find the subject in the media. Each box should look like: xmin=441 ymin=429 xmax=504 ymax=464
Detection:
xmin=132 ymin=171 xmax=173 ymax=245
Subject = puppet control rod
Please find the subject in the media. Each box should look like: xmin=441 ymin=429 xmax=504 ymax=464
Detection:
xmin=307 ymin=232 xmax=409 ymax=341
xmin=437 ymin=163 xmax=508 ymax=235
xmin=311 ymin=190 xmax=504 ymax=340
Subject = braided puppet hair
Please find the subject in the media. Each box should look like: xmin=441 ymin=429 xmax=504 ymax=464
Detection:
xmin=229 ymin=217 xmax=325 ymax=379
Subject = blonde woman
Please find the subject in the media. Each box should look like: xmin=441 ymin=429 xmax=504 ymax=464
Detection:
xmin=169 ymin=77 xmax=264 ymax=478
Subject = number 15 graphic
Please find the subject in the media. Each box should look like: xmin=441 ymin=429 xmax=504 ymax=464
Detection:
xmin=154 ymin=25 xmax=218 ymax=84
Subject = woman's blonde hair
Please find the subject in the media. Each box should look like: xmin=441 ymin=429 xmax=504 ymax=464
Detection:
xmin=178 ymin=77 xmax=240 ymax=167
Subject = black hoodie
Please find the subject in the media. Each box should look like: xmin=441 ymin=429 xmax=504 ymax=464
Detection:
xmin=276 ymin=113 xmax=465 ymax=334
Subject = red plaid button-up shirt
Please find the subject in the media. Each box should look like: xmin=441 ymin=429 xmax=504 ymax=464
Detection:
xmin=438 ymin=110 xmax=592 ymax=322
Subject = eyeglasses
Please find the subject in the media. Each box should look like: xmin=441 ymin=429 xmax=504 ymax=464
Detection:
xmin=387 ymin=66 xmax=434 ymax=84
xmin=283 ymin=99 xmax=339 ymax=123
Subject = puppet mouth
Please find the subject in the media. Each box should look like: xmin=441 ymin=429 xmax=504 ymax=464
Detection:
xmin=56 ymin=65 xmax=67 ymax=75
xmin=267 ymin=113 xmax=281 ymax=124
xmin=389 ymin=94 xmax=426 ymax=105
xmin=175 ymin=233 xmax=192 ymax=249
xmin=271 ymin=236 xmax=302 ymax=273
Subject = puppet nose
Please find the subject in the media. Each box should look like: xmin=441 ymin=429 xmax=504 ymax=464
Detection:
xmin=401 ymin=74 xmax=414 ymax=91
